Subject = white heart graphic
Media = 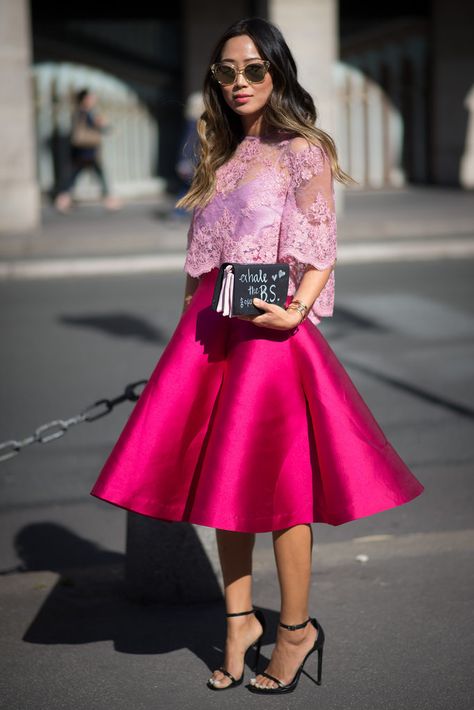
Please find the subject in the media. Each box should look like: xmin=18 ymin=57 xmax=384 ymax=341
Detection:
xmin=278 ymin=269 xmax=285 ymax=278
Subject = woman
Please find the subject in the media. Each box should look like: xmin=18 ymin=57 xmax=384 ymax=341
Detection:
xmin=90 ymin=18 xmax=424 ymax=695
xmin=54 ymin=89 xmax=121 ymax=213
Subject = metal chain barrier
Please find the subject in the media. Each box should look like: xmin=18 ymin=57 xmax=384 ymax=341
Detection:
xmin=0 ymin=379 xmax=148 ymax=464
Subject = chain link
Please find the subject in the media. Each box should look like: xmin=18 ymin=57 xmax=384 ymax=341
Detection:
xmin=0 ymin=379 xmax=148 ymax=464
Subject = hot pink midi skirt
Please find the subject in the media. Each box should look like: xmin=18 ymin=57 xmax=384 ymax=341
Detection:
xmin=90 ymin=267 xmax=424 ymax=532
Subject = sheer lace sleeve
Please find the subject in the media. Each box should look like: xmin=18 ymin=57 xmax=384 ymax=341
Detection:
xmin=279 ymin=137 xmax=337 ymax=325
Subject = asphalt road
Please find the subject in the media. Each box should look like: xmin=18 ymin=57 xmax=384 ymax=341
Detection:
xmin=0 ymin=258 xmax=473 ymax=709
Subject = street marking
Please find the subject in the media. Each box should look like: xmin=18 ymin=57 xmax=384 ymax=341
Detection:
xmin=351 ymin=534 xmax=395 ymax=542
xmin=339 ymin=239 xmax=474 ymax=262
xmin=0 ymin=239 xmax=473 ymax=280
xmin=253 ymin=529 xmax=474 ymax=572
xmin=0 ymin=254 xmax=186 ymax=279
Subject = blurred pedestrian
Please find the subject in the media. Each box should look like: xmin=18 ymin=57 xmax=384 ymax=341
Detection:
xmin=173 ymin=91 xmax=204 ymax=217
xmin=54 ymin=88 xmax=122 ymax=213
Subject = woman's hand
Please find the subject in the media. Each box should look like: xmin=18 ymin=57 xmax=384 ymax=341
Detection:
xmin=181 ymin=293 xmax=194 ymax=315
xmin=234 ymin=298 xmax=303 ymax=330
xmin=181 ymin=275 xmax=199 ymax=315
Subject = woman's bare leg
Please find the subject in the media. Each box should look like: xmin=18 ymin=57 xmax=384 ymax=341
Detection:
xmin=251 ymin=523 xmax=318 ymax=689
xmin=209 ymin=529 xmax=264 ymax=688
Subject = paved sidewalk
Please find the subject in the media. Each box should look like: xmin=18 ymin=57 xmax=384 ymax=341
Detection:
xmin=1 ymin=525 xmax=472 ymax=710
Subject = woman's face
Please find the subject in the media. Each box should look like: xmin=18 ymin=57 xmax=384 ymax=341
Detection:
xmin=216 ymin=35 xmax=273 ymax=124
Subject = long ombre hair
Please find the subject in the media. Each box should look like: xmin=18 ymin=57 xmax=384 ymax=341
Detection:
xmin=175 ymin=17 xmax=356 ymax=211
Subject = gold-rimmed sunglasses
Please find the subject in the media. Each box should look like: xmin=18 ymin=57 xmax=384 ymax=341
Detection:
xmin=210 ymin=60 xmax=270 ymax=86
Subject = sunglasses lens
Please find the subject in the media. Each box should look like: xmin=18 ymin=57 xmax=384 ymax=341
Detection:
xmin=213 ymin=64 xmax=236 ymax=84
xmin=244 ymin=63 xmax=267 ymax=82
xmin=212 ymin=62 xmax=268 ymax=84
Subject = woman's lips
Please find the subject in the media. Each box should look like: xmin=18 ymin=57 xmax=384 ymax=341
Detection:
xmin=234 ymin=95 xmax=251 ymax=104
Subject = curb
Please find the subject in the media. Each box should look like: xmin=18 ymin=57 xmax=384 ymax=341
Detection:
xmin=0 ymin=254 xmax=186 ymax=280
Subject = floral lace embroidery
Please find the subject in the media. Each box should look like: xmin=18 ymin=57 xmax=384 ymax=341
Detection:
xmin=184 ymin=134 xmax=337 ymax=326
xmin=279 ymin=189 xmax=337 ymax=269
xmin=279 ymin=141 xmax=337 ymax=324
xmin=239 ymin=173 xmax=286 ymax=218
xmin=307 ymin=191 xmax=334 ymax=223
xmin=284 ymin=259 xmax=335 ymax=325
xmin=184 ymin=205 xmax=238 ymax=276
xmin=281 ymin=142 xmax=325 ymax=185
xmin=215 ymin=139 xmax=261 ymax=196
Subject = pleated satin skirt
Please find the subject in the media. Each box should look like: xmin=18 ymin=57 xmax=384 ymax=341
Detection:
xmin=90 ymin=267 xmax=424 ymax=533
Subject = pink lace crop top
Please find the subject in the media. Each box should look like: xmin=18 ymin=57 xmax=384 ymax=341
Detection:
xmin=183 ymin=130 xmax=337 ymax=326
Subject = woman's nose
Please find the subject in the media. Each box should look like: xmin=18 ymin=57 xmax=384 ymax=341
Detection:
xmin=233 ymin=74 xmax=248 ymax=90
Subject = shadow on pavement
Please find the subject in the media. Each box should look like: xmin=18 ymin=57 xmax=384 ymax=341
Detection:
xmin=10 ymin=522 xmax=280 ymax=674
xmin=59 ymin=312 xmax=168 ymax=344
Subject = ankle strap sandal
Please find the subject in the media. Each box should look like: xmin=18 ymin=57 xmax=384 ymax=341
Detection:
xmin=207 ymin=607 xmax=267 ymax=691
xmin=279 ymin=616 xmax=312 ymax=630
xmin=248 ymin=616 xmax=325 ymax=694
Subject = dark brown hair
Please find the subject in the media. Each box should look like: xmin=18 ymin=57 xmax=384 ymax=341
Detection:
xmin=176 ymin=16 xmax=355 ymax=211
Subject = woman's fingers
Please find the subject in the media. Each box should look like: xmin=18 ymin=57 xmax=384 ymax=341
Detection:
xmin=251 ymin=301 xmax=291 ymax=329
xmin=252 ymin=297 xmax=275 ymax=313
xmin=233 ymin=302 xmax=293 ymax=329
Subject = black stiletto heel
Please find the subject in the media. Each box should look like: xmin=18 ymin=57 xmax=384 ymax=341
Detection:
xmin=207 ymin=607 xmax=267 ymax=691
xmin=317 ymin=643 xmax=324 ymax=685
xmin=247 ymin=615 xmax=325 ymax=694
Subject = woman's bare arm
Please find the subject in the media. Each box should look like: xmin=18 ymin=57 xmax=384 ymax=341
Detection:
xmin=291 ymin=263 xmax=335 ymax=313
xmin=182 ymin=273 xmax=200 ymax=313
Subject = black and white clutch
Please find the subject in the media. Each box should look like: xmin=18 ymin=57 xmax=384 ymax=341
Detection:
xmin=211 ymin=262 xmax=290 ymax=316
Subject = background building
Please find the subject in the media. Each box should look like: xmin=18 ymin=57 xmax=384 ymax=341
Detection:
xmin=0 ymin=0 xmax=473 ymax=231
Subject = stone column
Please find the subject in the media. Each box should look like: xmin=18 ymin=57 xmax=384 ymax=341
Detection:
xmin=431 ymin=0 xmax=474 ymax=186
xmin=0 ymin=0 xmax=40 ymax=232
xmin=182 ymin=0 xmax=249 ymax=98
xmin=268 ymin=0 xmax=344 ymax=212
xmin=461 ymin=85 xmax=474 ymax=189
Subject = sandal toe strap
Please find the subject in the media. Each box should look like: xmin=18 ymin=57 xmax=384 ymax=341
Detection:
xmin=218 ymin=666 xmax=237 ymax=683
xmin=261 ymin=670 xmax=285 ymax=687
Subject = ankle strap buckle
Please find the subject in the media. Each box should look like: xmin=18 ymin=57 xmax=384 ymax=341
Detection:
xmin=279 ymin=617 xmax=311 ymax=630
